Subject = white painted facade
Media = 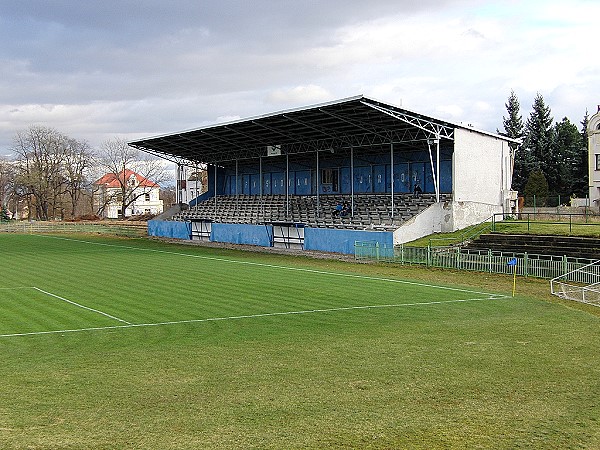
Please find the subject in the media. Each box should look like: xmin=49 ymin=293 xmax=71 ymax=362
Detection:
xmin=94 ymin=170 xmax=164 ymax=219
xmin=101 ymin=187 xmax=163 ymax=219
xmin=394 ymin=126 xmax=517 ymax=244
xmin=588 ymin=108 xmax=600 ymax=211
xmin=177 ymin=165 xmax=207 ymax=205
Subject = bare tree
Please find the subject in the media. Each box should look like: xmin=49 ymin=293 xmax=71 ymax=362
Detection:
xmin=95 ymin=138 xmax=168 ymax=218
xmin=12 ymin=126 xmax=65 ymax=220
xmin=62 ymin=138 xmax=94 ymax=218
xmin=11 ymin=126 xmax=93 ymax=220
xmin=160 ymin=185 xmax=176 ymax=209
xmin=0 ymin=157 xmax=16 ymax=218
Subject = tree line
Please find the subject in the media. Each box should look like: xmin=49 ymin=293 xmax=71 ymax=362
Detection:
xmin=500 ymin=91 xmax=589 ymax=206
xmin=0 ymin=125 xmax=172 ymax=221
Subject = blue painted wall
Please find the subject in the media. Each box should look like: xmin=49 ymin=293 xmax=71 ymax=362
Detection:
xmin=304 ymin=227 xmax=393 ymax=255
xmin=211 ymin=223 xmax=273 ymax=247
xmin=216 ymin=147 xmax=453 ymax=198
xmin=148 ymin=220 xmax=191 ymax=239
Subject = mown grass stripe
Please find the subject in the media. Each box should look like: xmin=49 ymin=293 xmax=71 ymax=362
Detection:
xmin=0 ymin=295 xmax=509 ymax=338
xmin=36 ymin=234 xmax=501 ymax=297
xmin=33 ymin=287 xmax=132 ymax=325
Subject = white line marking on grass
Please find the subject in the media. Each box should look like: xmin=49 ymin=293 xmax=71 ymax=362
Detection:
xmin=32 ymin=287 xmax=132 ymax=325
xmin=0 ymin=295 xmax=510 ymax=338
xmin=36 ymin=235 xmax=504 ymax=298
xmin=0 ymin=286 xmax=36 ymax=290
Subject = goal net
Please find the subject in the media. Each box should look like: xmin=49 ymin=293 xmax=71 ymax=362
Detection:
xmin=551 ymin=260 xmax=600 ymax=307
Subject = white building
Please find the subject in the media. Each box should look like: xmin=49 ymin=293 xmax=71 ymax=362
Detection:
xmin=177 ymin=165 xmax=207 ymax=205
xmin=94 ymin=169 xmax=164 ymax=219
xmin=588 ymin=106 xmax=600 ymax=211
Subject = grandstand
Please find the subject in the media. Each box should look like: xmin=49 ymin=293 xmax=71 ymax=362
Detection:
xmin=130 ymin=95 xmax=518 ymax=254
xmin=172 ymin=192 xmax=451 ymax=230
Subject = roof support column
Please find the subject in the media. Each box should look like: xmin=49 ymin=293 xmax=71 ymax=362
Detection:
xmin=427 ymin=136 xmax=440 ymax=203
xmin=390 ymin=143 xmax=394 ymax=219
xmin=259 ymin=156 xmax=263 ymax=221
xmin=286 ymin=153 xmax=289 ymax=218
xmin=214 ymin=164 xmax=218 ymax=221
xmin=316 ymin=151 xmax=320 ymax=217
xmin=350 ymin=146 xmax=354 ymax=214
xmin=436 ymin=138 xmax=440 ymax=203
xmin=235 ymin=159 xmax=239 ymax=210
xmin=176 ymin=164 xmax=181 ymax=205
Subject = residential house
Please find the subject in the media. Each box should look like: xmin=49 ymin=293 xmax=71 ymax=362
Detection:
xmin=94 ymin=169 xmax=163 ymax=219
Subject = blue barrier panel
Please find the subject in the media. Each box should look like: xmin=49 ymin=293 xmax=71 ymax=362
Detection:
xmin=304 ymin=227 xmax=393 ymax=255
xmin=212 ymin=223 xmax=273 ymax=247
xmin=148 ymin=220 xmax=191 ymax=239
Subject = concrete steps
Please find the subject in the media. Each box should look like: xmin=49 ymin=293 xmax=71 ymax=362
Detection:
xmin=465 ymin=234 xmax=600 ymax=260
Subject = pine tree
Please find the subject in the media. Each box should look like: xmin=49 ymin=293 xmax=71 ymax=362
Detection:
xmin=553 ymin=117 xmax=584 ymax=197
xmin=500 ymin=90 xmax=526 ymax=192
xmin=500 ymin=90 xmax=524 ymax=140
xmin=574 ymin=111 xmax=590 ymax=197
xmin=523 ymin=93 xmax=555 ymax=193
xmin=523 ymin=169 xmax=549 ymax=207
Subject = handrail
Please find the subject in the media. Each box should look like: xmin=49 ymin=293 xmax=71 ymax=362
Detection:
xmin=491 ymin=212 xmax=600 ymax=234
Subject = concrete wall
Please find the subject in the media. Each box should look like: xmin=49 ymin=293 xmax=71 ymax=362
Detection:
xmin=305 ymin=227 xmax=393 ymax=255
xmin=148 ymin=220 xmax=191 ymax=239
xmin=393 ymin=202 xmax=445 ymax=245
xmin=147 ymin=220 xmax=393 ymax=255
xmin=211 ymin=223 xmax=272 ymax=247
xmin=393 ymin=200 xmax=501 ymax=245
xmin=449 ymin=201 xmax=500 ymax=230
xmin=453 ymin=128 xmax=512 ymax=208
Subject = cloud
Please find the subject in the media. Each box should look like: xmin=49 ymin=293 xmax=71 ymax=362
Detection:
xmin=267 ymin=85 xmax=334 ymax=105
xmin=0 ymin=0 xmax=598 ymax=155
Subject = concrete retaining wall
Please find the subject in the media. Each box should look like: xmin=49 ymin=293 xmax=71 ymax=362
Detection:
xmin=148 ymin=220 xmax=191 ymax=239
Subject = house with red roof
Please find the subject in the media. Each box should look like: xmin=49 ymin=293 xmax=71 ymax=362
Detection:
xmin=94 ymin=169 xmax=163 ymax=219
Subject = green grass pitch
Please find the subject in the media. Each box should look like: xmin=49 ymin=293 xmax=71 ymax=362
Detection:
xmin=0 ymin=233 xmax=598 ymax=449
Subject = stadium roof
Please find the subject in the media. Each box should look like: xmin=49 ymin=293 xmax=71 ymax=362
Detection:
xmin=129 ymin=95 xmax=516 ymax=165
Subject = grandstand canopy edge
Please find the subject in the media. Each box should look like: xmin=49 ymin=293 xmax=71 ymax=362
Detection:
xmin=129 ymin=95 xmax=516 ymax=203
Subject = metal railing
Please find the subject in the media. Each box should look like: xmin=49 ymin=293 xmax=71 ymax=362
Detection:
xmin=0 ymin=221 xmax=147 ymax=237
xmin=355 ymin=241 xmax=597 ymax=280
xmin=491 ymin=212 xmax=600 ymax=235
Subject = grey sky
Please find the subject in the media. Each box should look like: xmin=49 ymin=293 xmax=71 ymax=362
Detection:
xmin=1 ymin=0 xmax=597 ymax=155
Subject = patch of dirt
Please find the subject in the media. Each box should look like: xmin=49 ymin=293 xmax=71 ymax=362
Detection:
xmin=151 ymin=236 xmax=358 ymax=262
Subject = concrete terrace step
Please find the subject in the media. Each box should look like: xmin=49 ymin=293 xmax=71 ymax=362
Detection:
xmin=466 ymin=233 xmax=600 ymax=260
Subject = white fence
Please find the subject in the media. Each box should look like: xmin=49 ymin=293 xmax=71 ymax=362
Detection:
xmin=355 ymin=241 xmax=597 ymax=280
xmin=0 ymin=221 xmax=147 ymax=237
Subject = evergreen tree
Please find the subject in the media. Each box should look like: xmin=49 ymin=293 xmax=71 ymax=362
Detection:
xmin=523 ymin=169 xmax=549 ymax=207
xmin=500 ymin=90 xmax=526 ymax=192
xmin=553 ymin=117 xmax=584 ymax=197
xmin=500 ymin=90 xmax=524 ymax=140
xmin=575 ymin=111 xmax=590 ymax=196
xmin=523 ymin=93 xmax=555 ymax=193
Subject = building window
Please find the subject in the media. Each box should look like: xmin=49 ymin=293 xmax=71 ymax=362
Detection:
xmin=145 ymin=193 xmax=150 ymax=201
xmin=596 ymin=154 xmax=600 ymax=171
